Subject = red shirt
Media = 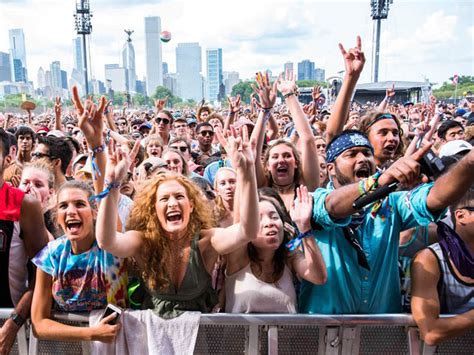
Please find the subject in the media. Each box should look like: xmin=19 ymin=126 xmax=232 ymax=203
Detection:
xmin=0 ymin=182 xmax=25 ymax=221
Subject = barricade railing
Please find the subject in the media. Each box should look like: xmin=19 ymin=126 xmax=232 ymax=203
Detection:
xmin=1 ymin=308 xmax=473 ymax=354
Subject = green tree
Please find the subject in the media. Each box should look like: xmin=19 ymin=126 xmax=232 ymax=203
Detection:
xmin=231 ymin=81 xmax=255 ymax=103
xmin=134 ymin=93 xmax=147 ymax=107
xmin=296 ymin=80 xmax=328 ymax=88
xmin=151 ymin=86 xmax=183 ymax=107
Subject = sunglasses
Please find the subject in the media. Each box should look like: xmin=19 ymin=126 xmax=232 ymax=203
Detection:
xmin=199 ymin=130 xmax=214 ymax=137
xmin=204 ymin=189 xmax=216 ymax=200
xmin=32 ymin=152 xmax=56 ymax=159
xmin=156 ymin=117 xmax=170 ymax=125
xmin=171 ymin=146 xmax=188 ymax=153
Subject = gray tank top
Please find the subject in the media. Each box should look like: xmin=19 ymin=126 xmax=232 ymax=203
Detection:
xmin=428 ymin=243 xmax=474 ymax=314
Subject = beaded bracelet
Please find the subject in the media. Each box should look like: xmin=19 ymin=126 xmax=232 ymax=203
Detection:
xmin=358 ymin=171 xmax=382 ymax=195
xmin=90 ymin=144 xmax=106 ymax=179
xmin=286 ymin=229 xmax=313 ymax=251
xmin=89 ymin=180 xmax=121 ymax=202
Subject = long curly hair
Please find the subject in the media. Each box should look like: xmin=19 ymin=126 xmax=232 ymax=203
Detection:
xmin=263 ymin=139 xmax=302 ymax=187
xmin=126 ymin=173 xmax=214 ymax=290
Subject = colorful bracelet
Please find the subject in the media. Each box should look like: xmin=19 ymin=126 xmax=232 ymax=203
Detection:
xmin=358 ymin=171 xmax=382 ymax=195
xmin=90 ymin=144 xmax=105 ymax=179
xmin=286 ymin=229 xmax=313 ymax=251
xmin=89 ymin=180 xmax=121 ymax=202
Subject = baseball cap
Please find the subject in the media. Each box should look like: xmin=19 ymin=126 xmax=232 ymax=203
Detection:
xmin=36 ymin=126 xmax=50 ymax=134
xmin=438 ymin=140 xmax=472 ymax=158
xmin=139 ymin=122 xmax=152 ymax=130
xmin=187 ymin=117 xmax=197 ymax=125
xmin=403 ymin=101 xmax=414 ymax=107
xmin=455 ymin=108 xmax=467 ymax=117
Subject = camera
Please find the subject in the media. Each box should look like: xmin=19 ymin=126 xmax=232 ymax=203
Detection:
xmin=419 ymin=149 xmax=446 ymax=180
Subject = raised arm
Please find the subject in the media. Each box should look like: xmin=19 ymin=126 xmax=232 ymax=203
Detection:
xmin=289 ymin=186 xmax=327 ymax=284
xmin=223 ymin=95 xmax=241 ymax=132
xmin=376 ymin=84 xmax=395 ymax=112
xmin=426 ymin=148 xmax=474 ymax=212
xmin=325 ymin=143 xmax=432 ymax=219
xmin=95 ymin=140 xmax=143 ymax=258
xmin=411 ymin=249 xmax=474 ymax=346
xmin=208 ymin=126 xmax=259 ymax=255
xmin=250 ymin=72 xmax=279 ymax=187
xmin=72 ymin=86 xmax=107 ymax=195
xmin=53 ymin=97 xmax=62 ymax=131
xmin=277 ymin=73 xmax=320 ymax=190
xmin=325 ymin=36 xmax=366 ymax=143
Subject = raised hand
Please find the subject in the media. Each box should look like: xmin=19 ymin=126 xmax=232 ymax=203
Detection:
xmin=54 ymin=96 xmax=62 ymax=118
xmin=154 ymin=97 xmax=168 ymax=111
xmin=216 ymin=125 xmax=254 ymax=171
xmin=277 ymin=71 xmax=298 ymax=97
xmin=379 ymin=142 xmax=432 ymax=188
xmin=105 ymin=139 xmax=141 ymax=184
xmin=338 ymin=36 xmax=366 ymax=77
xmin=290 ymin=185 xmax=313 ymax=233
xmin=227 ymin=95 xmax=241 ymax=114
xmin=311 ymin=86 xmax=322 ymax=101
xmin=72 ymin=86 xmax=106 ymax=148
xmin=386 ymin=84 xmax=395 ymax=98
xmin=251 ymin=72 xmax=278 ymax=109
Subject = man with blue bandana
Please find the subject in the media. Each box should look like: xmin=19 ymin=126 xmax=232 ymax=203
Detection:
xmin=299 ymin=130 xmax=474 ymax=314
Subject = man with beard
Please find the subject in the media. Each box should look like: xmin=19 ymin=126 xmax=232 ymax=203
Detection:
xmin=299 ymin=130 xmax=474 ymax=314
xmin=192 ymin=122 xmax=218 ymax=166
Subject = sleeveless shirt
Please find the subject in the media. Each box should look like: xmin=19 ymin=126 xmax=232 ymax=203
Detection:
xmin=145 ymin=233 xmax=218 ymax=319
xmin=429 ymin=243 xmax=474 ymax=314
xmin=225 ymin=263 xmax=297 ymax=313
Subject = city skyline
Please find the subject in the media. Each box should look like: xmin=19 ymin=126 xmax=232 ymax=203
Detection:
xmin=0 ymin=0 xmax=472 ymax=92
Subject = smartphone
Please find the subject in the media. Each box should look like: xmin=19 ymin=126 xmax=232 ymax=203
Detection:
xmin=100 ymin=304 xmax=123 ymax=325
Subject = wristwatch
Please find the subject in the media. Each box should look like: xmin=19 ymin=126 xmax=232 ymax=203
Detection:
xmin=9 ymin=312 xmax=26 ymax=327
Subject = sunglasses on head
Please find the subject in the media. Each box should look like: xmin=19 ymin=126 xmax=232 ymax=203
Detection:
xmin=156 ymin=117 xmax=170 ymax=125
xmin=459 ymin=206 xmax=474 ymax=212
xmin=199 ymin=130 xmax=214 ymax=137
xmin=204 ymin=189 xmax=216 ymax=200
xmin=171 ymin=145 xmax=188 ymax=153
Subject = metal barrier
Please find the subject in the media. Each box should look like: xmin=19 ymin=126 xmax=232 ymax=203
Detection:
xmin=1 ymin=309 xmax=473 ymax=354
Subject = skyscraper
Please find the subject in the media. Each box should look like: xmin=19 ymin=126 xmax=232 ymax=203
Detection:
xmin=283 ymin=62 xmax=294 ymax=77
xmin=0 ymin=52 xmax=11 ymax=82
xmin=37 ymin=67 xmax=45 ymax=89
xmin=223 ymin=71 xmax=240 ymax=96
xmin=144 ymin=16 xmax=163 ymax=96
xmin=72 ymin=37 xmax=84 ymax=73
xmin=105 ymin=64 xmax=128 ymax=92
xmin=61 ymin=70 xmax=68 ymax=90
xmin=176 ymin=43 xmax=202 ymax=101
xmin=122 ymin=30 xmax=136 ymax=93
xmin=9 ymin=29 xmax=28 ymax=82
xmin=298 ymin=60 xmax=315 ymax=81
xmin=50 ymin=61 xmax=62 ymax=95
xmin=314 ymin=68 xmax=326 ymax=82
xmin=206 ymin=48 xmax=223 ymax=102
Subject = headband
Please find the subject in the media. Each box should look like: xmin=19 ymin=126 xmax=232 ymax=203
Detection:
xmin=326 ymin=131 xmax=374 ymax=163
xmin=366 ymin=113 xmax=396 ymax=128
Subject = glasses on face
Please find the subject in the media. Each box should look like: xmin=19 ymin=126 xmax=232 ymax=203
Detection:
xmin=199 ymin=130 xmax=214 ymax=137
xmin=32 ymin=152 xmax=55 ymax=160
xmin=171 ymin=145 xmax=188 ymax=153
xmin=156 ymin=117 xmax=170 ymax=125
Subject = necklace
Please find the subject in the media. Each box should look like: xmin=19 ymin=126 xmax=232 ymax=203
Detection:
xmin=272 ymin=182 xmax=295 ymax=194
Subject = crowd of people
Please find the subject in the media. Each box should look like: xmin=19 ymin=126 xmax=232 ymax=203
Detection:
xmin=0 ymin=36 xmax=473 ymax=352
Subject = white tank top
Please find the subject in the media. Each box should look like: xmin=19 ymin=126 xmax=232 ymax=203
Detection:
xmin=225 ymin=263 xmax=297 ymax=313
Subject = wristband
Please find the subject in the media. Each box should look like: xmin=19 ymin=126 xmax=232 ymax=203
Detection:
xmin=286 ymin=229 xmax=313 ymax=251
xmin=89 ymin=179 xmax=121 ymax=202
xmin=283 ymin=92 xmax=296 ymax=99
xmin=9 ymin=312 xmax=26 ymax=328
xmin=90 ymin=144 xmax=105 ymax=179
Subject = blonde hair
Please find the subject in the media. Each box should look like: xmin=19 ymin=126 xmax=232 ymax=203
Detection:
xmin=22 ymin=160 xmax=55 ymax=189
xmin=126 ymin=173 xmax=214 ymax=290
xmin=213 ymin=167 xmax=237 ymax=222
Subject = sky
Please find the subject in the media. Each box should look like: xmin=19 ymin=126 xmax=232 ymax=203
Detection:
xmin=0 ymin=0 xmax=473 ymax=89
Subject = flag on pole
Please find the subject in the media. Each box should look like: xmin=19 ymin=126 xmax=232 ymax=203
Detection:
xmin=452 ymin=74 xmax=459 ymax=85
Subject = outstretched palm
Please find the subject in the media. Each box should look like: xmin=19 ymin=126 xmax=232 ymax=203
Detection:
xmin=216 ymin=126 xmax=254 ymax=171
